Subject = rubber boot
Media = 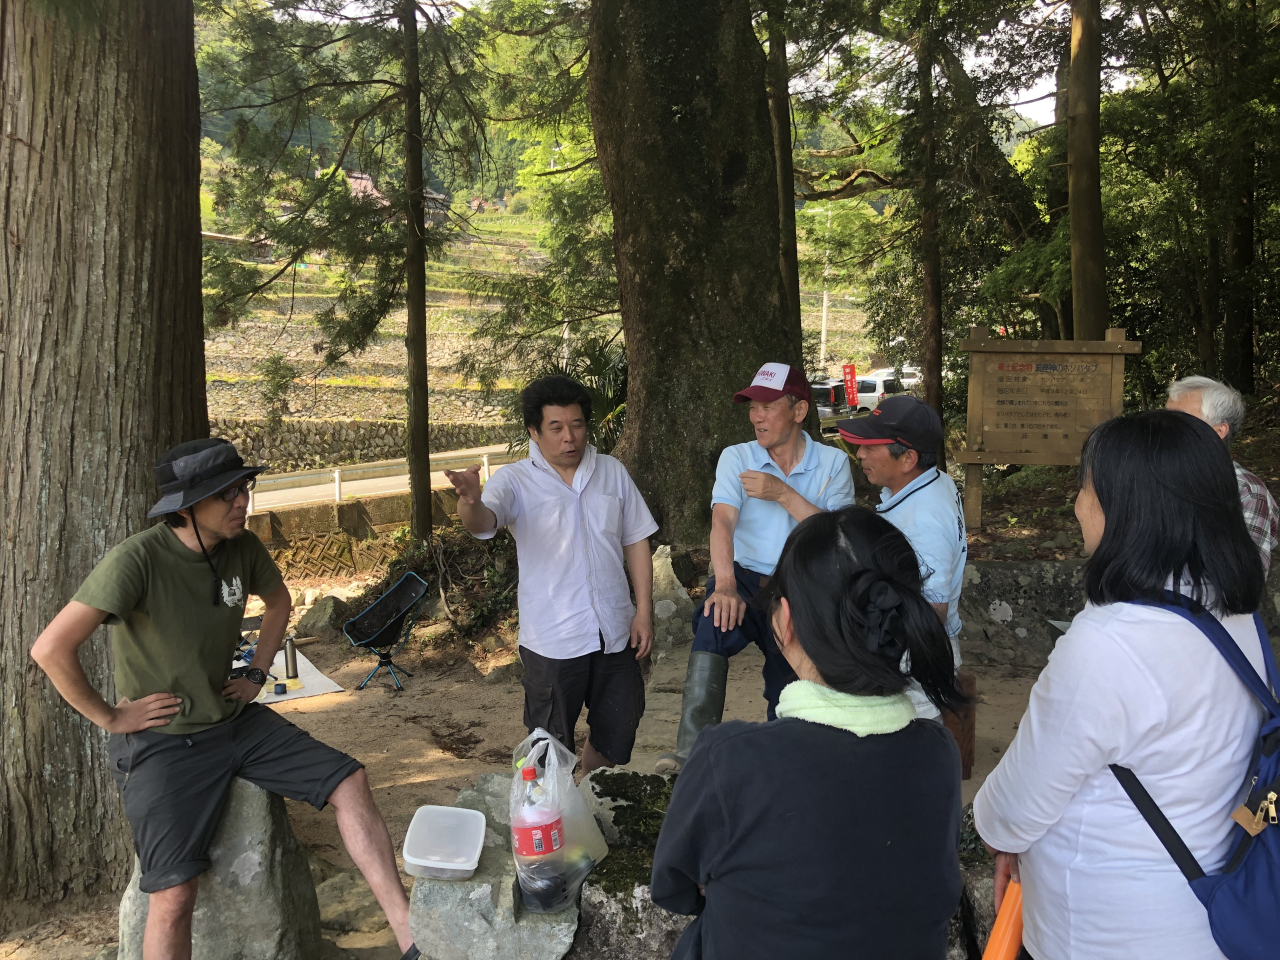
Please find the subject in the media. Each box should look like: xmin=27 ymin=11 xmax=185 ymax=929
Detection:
xmin=655 ymin=652 xmax=728 ymax=775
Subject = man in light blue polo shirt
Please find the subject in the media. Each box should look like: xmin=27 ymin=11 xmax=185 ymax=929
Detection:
xmin=655 ymin=362 xmax=856 ymax=773
xmin=838 ymin=395 xmax=966 ymax=720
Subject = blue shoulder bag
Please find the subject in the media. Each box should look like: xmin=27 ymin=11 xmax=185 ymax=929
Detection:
xmin=1111 ymin=595 xmax=1280 ymax=960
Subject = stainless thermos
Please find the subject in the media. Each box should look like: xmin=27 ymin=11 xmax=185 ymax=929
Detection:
xmin=284 ymin=637 xmax=298 ymax=679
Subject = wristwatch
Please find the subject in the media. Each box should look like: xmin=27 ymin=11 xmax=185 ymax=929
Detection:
xmin=231 ymin=665 xmax=267 ymax=686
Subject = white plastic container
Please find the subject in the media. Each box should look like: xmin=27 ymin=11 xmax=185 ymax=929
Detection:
xmin=402 ymin=805 xmax=486 ymax=880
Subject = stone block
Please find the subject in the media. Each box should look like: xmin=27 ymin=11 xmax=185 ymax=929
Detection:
xmin=566 ymin=883 xmax=689 ymax=960
xmin=117 ymin=779 xmax=322 ymax=960
xmin=481 ymin=659 xmax=524 ymax=686
xmin=651 ymin=546 xmax=694 ymax=648
xmin=409 ymin=774 xmax=578 ymax=960
xmin=296 ymin=595 xmax=350 ymax=642
xmin=315 ymin=871 xmax=385 ymax=933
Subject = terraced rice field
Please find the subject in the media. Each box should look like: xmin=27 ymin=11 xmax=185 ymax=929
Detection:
xmin=204 ymin=213 xmax=871 ymax=422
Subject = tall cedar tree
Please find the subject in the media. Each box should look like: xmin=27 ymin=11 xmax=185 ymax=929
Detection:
xmin=199 ymin=0 xmax=486 ymax=540
xmin=0 ymin=0 xmax=207 ymax=920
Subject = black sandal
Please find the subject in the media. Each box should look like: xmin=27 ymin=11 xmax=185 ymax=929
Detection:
xmin=400 ymin=946 xmax=420 ymax=960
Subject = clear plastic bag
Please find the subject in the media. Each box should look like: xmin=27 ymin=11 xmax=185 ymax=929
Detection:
xmin=509 ymin=729 xmax=609 ymax=913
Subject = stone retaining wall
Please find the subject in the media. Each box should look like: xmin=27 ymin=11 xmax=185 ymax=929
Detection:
xmin=206 ymin=380 xmax=516 ymax=423
xmin=210 ymin=417 xmax=519 ymax=472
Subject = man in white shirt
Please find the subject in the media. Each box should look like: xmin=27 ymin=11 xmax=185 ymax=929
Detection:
xmin=655 ymin=362 xmax=857 ymax=774
xmin=837 ymin=396 xmax=967 ymax=719
xmin=445 ymin=376 xmax=657 ymax=775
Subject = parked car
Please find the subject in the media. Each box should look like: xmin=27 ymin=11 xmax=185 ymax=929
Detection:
xmin=867 ymin=365 xmax=921 ymax=387
xmin=809 ymin=378 xmax=848 ymax=418
xmin=854 ymin=374 xmax=907 ymax=412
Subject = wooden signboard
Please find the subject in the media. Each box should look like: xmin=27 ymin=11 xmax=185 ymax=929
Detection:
xmin=959 ymin=326 xmax=1141 ymax=528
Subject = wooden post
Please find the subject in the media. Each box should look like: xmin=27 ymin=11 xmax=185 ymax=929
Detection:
xmin=963 ymin=464 xmax=984 ymax=530
xmin=1105 ymin=327 xmax=1127 ymax=418
xmin=962 ymin=326 xmax=988 ymax=529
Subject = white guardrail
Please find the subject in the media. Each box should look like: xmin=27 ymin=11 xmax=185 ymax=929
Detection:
xmin=247 ymin=448 xmax=522 ymax=511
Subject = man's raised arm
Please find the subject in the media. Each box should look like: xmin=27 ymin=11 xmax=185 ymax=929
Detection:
xmin=444 ymin=463 xmax=498 ymax=536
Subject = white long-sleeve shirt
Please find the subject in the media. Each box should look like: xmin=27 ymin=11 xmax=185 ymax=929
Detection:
xmin=973 ymin=600 xmax=1270 ymax=960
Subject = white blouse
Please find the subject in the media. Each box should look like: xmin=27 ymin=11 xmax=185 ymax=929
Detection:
xmin=974 ymin=600 xmax=1270 ymax=960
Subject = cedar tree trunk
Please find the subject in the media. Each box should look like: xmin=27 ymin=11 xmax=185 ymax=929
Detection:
xmin=1067 ymin=0 xmax=1109 ymax=339
xmin=1048 ymin=49 xmax=1073 ymax=339
xmin=400 ymin=0 xmax=433 ymax=540
xmin=0 ymin=0 xmax=207 ymax=925
xmin=917 ymin=17 xmax=945 ymax=463
xmin=588 ymin=0 xmax=797 ymax=545
xmin=1221 ymin=157 xmax=1254 ymax=393
xmin=765 ymin=6 xmax=802 ymax=339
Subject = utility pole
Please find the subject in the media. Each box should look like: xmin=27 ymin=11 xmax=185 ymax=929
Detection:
xmin=820 ymin=203 xmax=832 ymax=372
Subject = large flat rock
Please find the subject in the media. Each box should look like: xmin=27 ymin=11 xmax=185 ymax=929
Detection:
xmin=117 ymin=778 xmax=321 ymax=960
xmin=409 ymin=773 xmax=578 ymax=960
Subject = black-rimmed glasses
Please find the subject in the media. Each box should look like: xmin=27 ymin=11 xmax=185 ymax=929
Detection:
xmin=219 ymin=478 xmax=257 ymax=502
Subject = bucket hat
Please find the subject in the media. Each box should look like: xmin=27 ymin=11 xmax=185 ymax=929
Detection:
xmin=147 ymin=438 xmax=268 ymax=518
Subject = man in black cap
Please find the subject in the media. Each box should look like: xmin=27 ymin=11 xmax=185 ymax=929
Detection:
xmin=837 ymin=396 xmax=967 ymax=720
xmin=30 ymin=439 xmax=420 ymax=960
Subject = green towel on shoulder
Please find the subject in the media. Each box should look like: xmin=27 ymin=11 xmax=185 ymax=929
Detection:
xmin=774 ymin=679 xmax=915 ymax=736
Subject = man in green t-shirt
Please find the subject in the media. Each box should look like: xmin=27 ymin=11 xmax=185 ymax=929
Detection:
xmin=31 ymin=439 xmax=420 ymax=960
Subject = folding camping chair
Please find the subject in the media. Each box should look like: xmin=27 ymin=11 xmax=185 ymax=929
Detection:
xmin=343 ymin=572 xmax=430 ymax=690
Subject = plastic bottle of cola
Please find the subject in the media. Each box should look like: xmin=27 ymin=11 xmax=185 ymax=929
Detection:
xmin=511 ymin=765 xmax=564 ymax=861
xmin=512 ymin=764 xmax=576 ymax=912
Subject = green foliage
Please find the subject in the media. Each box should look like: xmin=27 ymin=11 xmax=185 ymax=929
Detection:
xmin=254 ymin=353 xmax=300 ymax=427
xmin=197 ymin=0 xmax=484 ymax=367
xmin=505 ymin=332 xmax=628 ymax=456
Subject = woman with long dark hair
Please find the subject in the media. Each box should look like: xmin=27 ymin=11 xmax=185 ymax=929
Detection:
xmin=975 ymin=410 xmax=1273 ymax=959
xmin=650 ymin=506 xmax=968 ymax=959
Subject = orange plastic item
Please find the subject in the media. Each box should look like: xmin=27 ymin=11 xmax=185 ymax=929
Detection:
xmin=982 ymin=880 xmax=1023 ymax=960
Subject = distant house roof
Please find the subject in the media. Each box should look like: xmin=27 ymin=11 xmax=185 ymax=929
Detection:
xmin=315 ymin=169 xmax=450 ymax=220
xmin=347 ymin=171 xmax=385 ymax=204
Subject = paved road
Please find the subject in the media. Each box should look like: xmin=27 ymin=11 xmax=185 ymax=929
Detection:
xmin=251 ymin=444 xmax=515 ymax=512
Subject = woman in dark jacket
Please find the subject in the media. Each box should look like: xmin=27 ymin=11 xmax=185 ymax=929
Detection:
xmin=650 ymin=506 xmax=967 ymax=960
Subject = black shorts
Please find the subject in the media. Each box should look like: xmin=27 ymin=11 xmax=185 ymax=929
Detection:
xmin=519 ymin=642 xmax=645 ymax=766
xmin=108 ymin=703 xmax=362 ymax=893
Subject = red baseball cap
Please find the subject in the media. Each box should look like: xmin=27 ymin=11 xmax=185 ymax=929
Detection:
xmin=733 ymin=362 xmax=812 ymax=405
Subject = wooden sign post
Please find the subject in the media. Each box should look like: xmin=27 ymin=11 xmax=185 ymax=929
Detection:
xmin=959 ymin=326 xmax=1141 ymax=528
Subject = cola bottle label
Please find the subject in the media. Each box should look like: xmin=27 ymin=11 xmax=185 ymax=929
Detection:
xmin=512 ymin=817 xmax=564 ymax=857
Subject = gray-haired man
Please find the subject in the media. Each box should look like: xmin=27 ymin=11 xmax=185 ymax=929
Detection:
xmin=1167 ymin=375 xmax=1280 ymax=573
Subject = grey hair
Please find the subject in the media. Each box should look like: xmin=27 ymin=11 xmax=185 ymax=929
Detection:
xmin=1167 ymin=376 xmax=1246 ymax=443
xmin=887 ymin=442 xmax=939 ymax=471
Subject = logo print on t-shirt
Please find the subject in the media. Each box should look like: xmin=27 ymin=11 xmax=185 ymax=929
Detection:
xmin=221 ymin=576 xmax=245 ymax=609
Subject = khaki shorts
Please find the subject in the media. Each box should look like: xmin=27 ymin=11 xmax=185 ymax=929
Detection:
xmin=109 ymin=703 xmax=362 ymax=892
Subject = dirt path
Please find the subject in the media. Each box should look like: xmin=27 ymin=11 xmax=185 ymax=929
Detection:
xmin=1 ymin=610 xmax=1035 ymax=959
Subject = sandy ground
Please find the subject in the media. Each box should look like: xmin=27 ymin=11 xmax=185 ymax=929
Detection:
xmin=0 ymin=590 xmax=1035 ymax=960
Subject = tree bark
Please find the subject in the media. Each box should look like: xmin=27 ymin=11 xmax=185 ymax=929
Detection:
xmin=1067 ymin=0 xmax=1109 ymax=339
xmin=917 ymin=9 xmax=945 ymax=466
xmin=1221 ymin=156 xmax=1254 ymax=393
xmin=400 ymin=0 xmax=433 ymax=541
xmin=1193 ymin=230 xmax=1221 ymax=377
xmin=1048 ymin=49 xmax=1074 ymax=339
xmin=588 ymin=0 xmax=797 ymax=545
xmin=765 ymin=6 xmax=802 ymax=341
xmin=0 ymin=0 xmax=206 ymax=924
